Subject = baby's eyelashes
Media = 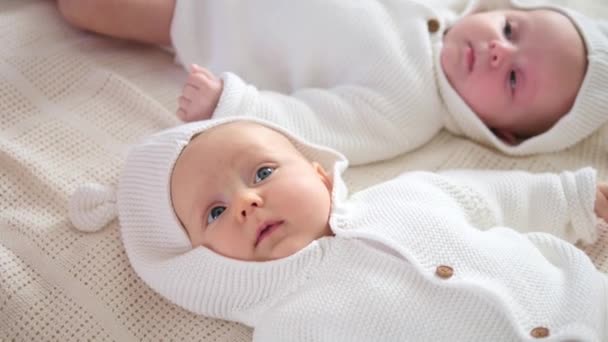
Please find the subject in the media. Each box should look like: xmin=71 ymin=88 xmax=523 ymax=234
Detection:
xmin=207 ymin=205 xmax=226 ymax=224
xmin=254 ymin=166 xmax=275 ymax=183
xmin=503 ymin=20 xmax=513 ymax=40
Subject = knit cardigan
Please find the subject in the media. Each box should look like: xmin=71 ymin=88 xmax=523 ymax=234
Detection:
xmin=171 ymin=0 xmax=608 ymax=163
xmin=245 ymin=167 xmax=607 ymax=341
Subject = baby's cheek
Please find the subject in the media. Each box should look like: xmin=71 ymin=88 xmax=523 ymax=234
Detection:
xmin=462 ymin=80 xmax=503 ymax=124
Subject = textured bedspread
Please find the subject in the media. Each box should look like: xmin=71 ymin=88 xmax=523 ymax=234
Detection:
xmin=1 ymin=1 xmax=607 ymax=340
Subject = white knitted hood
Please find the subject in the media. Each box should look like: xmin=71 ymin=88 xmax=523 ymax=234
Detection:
xmin=69 ymin=117 xmax=348 ymax=326
xmin=438 ymin=0 xmax=608 ymax=155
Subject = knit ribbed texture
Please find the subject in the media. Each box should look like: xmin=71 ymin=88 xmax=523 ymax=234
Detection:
xmin=253 ymin=169 xmax=605 ymax=341
xmin=2 ymin=0 xmax=608 ymax=341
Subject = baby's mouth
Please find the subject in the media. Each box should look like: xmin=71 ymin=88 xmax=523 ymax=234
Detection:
xmin=466 ymin=43 xmax=475 ymax=73
xmin=255 ymin=220 xmax=284 ymax=247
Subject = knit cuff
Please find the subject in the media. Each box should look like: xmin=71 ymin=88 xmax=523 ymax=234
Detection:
xmin=213 ymin=72 xmax=257 ymax=120
xmin=561 ymin=167 xmax=598 ymax=244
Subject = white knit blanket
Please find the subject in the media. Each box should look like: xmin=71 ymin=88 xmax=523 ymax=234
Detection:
xmin=1 ymin=1 xmax=607 ymax=340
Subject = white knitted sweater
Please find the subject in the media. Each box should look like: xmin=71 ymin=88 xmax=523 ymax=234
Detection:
xmin=245 ymin=167 xmax=607 ymax=341
xmin=171 ymin=0 xmax=608 ymax=163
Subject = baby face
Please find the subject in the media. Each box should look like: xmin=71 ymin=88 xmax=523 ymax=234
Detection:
xmin=441 ymin=9 xmax=586 ymax=142
xmin=170 ymin=122 xmax=333 ymax=262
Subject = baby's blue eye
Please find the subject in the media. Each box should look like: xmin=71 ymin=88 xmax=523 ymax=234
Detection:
xmin=255 ymin=166 xmax=274 ymax=183
xmin=207 ymin=206 xmax=226 ymax=224
xmin=509 ymin=70 xmax=517 ymax=90
xmin=503 ymin=20 xmax=513 ymax=40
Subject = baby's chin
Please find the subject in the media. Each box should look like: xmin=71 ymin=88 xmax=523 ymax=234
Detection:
xmin=264 ymin=236 xmax=320 ymax=261
xmin=268 ymin=243 xmax=306 ymax=261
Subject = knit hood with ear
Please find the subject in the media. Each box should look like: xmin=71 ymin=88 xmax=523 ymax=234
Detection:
xmin=69 ymin=117 xmax=348 ymax=326
xmin=437 ymin=0 xmax=608 ymax=155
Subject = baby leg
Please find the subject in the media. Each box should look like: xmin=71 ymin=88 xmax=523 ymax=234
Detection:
xmin=56 ymin=0 xmax=175 ymax=45
xmin=177 ymin=64 xmax=224 ymax=122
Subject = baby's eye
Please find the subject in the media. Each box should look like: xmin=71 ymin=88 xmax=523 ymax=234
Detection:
xmin=509 ymin=70 xmax=517 ymax=90
xmin=255 ymin=166 xmax=275 ymax=183
xmin=207 ymin=206 xmax=226 ymax=224
xmin=503 ymin=20 xmax=513 ymax=40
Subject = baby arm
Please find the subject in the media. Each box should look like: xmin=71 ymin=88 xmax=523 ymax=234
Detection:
xmin=438 ymin=168 xmax=601 ymax=245
xmin=176 ymin=66 xmax=442 ymax=165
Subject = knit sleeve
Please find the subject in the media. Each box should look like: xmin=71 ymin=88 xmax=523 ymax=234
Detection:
xmin=437 ymin=168 xmax=598 ymax=244
xmin=211 ymin=72 xmax=442 ymax=166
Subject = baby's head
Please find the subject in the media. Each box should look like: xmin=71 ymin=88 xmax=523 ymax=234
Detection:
xmin=170 ymin=120 xmax=333 ymax=261
xmin=69 ymin=117 xmax=345 ymax=321
xmin=441 ymin=8 xmax=587 ymax=143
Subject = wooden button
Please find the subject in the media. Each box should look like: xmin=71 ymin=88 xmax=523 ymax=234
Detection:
xmin=530 ymin=327 xmax=550 ymax=338
xmin=435 ymin=265 xmax=453 ymax=279
xmin=427 ymin=19 xmax=440 ymax=33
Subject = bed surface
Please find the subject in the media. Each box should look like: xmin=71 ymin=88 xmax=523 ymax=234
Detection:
xmin=1 ymin=1 xmax=607 ymax=340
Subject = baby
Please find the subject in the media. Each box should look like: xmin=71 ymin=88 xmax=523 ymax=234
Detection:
xmin=57 ymin=0 xmax=608 ymax=163
xmin=69 ymin=116 xmax=608 ymax=341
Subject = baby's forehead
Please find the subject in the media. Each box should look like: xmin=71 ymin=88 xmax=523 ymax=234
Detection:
xmin=191 ymin=121 xmax=289 ymax=145
xmin=176 ymin=121 xmax=301 ymax=169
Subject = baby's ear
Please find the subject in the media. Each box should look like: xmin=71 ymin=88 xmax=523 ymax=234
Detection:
xmin=312 ymin=162 xmax=333 ymax=191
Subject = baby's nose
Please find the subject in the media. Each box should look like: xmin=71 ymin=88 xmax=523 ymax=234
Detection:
xmin=240 ymin=201 xmax=258 ymax=218
xmin=235 ymin=190 xmax=263 ymax=221
xmin=489 ymin=40 xmax=512 ymax=68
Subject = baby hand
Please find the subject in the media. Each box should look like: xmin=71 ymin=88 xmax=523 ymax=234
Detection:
xmin=176 ymin=64 xmax=223 ymax=122
xmin=595 ymin=183 xmax=608 ymax=221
